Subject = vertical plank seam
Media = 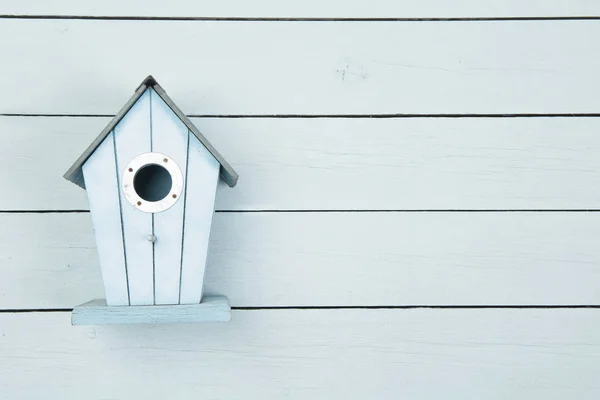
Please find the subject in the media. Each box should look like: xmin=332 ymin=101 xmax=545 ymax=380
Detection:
xmin=149 ymin=89 xmax=156 ymax=305
xmin=178 ymin=130 xmax=191 ymax=304
xmin=200 ymin=163 xmax=220 ymax=304
xmin=112 ymin=130 xmax=131 ymax=305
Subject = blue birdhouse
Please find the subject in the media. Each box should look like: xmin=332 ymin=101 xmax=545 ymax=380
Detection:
xmin=64 ymin=76 xmax=238 ymax=324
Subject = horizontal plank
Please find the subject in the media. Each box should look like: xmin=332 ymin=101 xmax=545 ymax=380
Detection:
xmin=2 ymin=0 xmax=600 ymax=18
xmin=1 ymin=21 xmax=600 ymax=115
xmin=4 ymin=116 xmax=600 ymax=211
xmin=1 ymin=309 xmax=599 ymax=399
xmin=2 ymin=212 xmax=600 ymax=309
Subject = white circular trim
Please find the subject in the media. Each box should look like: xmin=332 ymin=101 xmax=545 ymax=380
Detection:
xmin=122 ymin=152 xmax=183 ymax=213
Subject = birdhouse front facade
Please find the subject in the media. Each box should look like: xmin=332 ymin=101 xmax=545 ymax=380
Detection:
xmin=64 ymin=76 xmax=237 ymax=312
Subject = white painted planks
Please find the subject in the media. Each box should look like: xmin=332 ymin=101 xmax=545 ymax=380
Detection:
xmin=1 ymin=309 xmax=600 ymax=399
xmin=2 ymin=212 xmax=600 ymax=309
xmin=2 ymin=0 xmax=600 ymax=18
xmin=113 ymin=91 xmax=154 ymax=305
xmin=4 ymin=116 xmax=600 ymax=211
xmin=179 ymin=134 xmax=220 ymax=304
xmin=149 ymin=89 xmax=189 ymax=305
xmin=1 ymin=21 xmax=600 ymax=115
xmin=81 ymin=132 xmax=128 ymax=305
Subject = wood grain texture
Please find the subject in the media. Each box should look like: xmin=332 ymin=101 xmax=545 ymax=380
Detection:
xmin=2 ymin=0 xmax=600 ymax=18
xmin=4 ymin=116 xmax=600 ymax=211
xmin=72 ymin=296 xmax=231 ymax=325
xmin=1 ymin=309 xmax=600 ymax=399
xmin=0 ymin=20 xmax=599 ymax=115
xmin=0 ymin=4 xmax=597 ymax=397
xmin=2 ymin=212 xmax=600 ymax=309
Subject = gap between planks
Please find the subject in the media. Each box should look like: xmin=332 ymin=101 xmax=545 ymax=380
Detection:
xmin=3 ymin=305 xmax=600 ymax=314
xmin=2 ymin=15 xmax=600 ymax=22
xmin=5 ymin=113 xmax=600 ymax=118
xmin=4 ymin=210 xmax=600 ymax=214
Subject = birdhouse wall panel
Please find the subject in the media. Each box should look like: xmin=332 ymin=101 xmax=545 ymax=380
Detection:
xmin=114 ymin=90 xmax=154 ymax=306
xmin=179 ymin=136 xmax=220 ymax=304
xmin=81 ymin=132 xmax=129 ymax=306
xmin=150 ymin=89 xmax=189 ymax=305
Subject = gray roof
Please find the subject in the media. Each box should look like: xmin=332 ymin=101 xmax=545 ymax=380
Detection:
xmin=64 ymin=75 xmax=238 ymax=189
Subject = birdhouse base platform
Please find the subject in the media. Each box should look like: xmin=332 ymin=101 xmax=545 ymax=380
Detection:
xmin=71 ymin=295 xmax=231 ymax=325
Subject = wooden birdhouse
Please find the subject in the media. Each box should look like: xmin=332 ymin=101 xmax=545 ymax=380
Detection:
xmin=64 ymin=76 xmax=238 ymax=325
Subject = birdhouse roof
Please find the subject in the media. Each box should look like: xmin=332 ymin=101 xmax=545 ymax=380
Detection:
xmin=64 ymin=75 xmax=238 ymax=189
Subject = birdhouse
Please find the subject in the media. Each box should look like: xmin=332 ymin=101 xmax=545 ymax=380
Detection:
xmin=64 ymin=76 xmax=238 ymax=325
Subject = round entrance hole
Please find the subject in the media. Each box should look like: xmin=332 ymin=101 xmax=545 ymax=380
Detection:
xmin=122 ymin=152 xmax=183 ymax=213
xmin=133 ymin=164 xmax=173 ymax=202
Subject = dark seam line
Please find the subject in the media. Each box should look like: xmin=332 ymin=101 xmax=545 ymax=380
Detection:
xmin=5 ymin=209 xmax=600 ymax=214
xmin=149 ymin=90 xmax=156 ymax=305
xmin=113 ymin=131 xmax=131 ymax=306
xmin=188 ymin=113 xmax=600 ymax=119
xmin=202 ymin=171 xmax=221 ymax=303
xmin=233 ymin=305 xmax=600 ymax=310
xmin=0 ymin=210 xmax=91 ymax=213
xmin=5 ymin=113 xmax=600 ymax=119
xmin=149 ymin=89 xmax=153 ymax=151
xmin=151 ymin=214 xmax=155 ymax=303
xmin=215 ymin=209 xmax=600 ymax=213
xmin=2 ymin=15 xmax=600 ymax=22
xmin=0 ymin=309 xmax=73 ymax=313
xmin=0 ymin=113 xmax=114 ymax=117
xmin=3 ymin=305 xmax=600 ymax=313
xmin=178 ymin=131 xmax=191 ymax=304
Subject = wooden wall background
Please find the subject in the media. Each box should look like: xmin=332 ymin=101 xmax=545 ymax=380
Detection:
xmin=2 ymin=1 xmax=600 ymax=398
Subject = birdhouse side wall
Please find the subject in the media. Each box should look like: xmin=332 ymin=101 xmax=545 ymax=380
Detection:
xmin=82 ymin=132 xmax=129 ymax=306
xmin=179 ymin=137 xmax=220 ymax=304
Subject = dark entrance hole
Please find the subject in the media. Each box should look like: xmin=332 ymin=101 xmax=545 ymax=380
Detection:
xmin=133 ymin=164 xmax=173 ymax=202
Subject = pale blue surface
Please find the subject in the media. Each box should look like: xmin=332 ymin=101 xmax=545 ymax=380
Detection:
xmin=72 ymin=296 xmax=231 ymax=325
